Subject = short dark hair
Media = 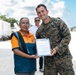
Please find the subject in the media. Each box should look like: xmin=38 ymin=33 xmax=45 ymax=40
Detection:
xmin=34 ymin=17 xmax=39 ymax=20
xmin=36 ymin=4 xmax=47 ymax=11
xmin=19 ymin=17 xmax=30 ymax=25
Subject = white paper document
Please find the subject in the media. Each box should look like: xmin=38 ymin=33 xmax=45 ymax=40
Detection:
xmin=36 ymin=38 xmax=51 ymax=56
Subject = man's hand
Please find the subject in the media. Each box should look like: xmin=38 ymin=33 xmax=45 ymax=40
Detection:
xmin=51 ymin=48 xmax=57 ymax=56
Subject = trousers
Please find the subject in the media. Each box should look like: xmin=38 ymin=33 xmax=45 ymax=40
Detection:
xmin=39 ymin=57 xmax=43 ymax=69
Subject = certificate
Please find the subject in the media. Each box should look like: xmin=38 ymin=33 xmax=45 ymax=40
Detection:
xmin=36 ymin=38 xmax=51 ymax=56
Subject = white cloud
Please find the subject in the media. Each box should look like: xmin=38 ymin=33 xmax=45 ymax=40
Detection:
xmin=0 ymin=0 xmax=66 ymax=24
xmin=1 ymin=0 xmax=17 ymax=6
xmin=48 ymin=1 xmax=65 ymax=17
xmin=52 ymin=1 xmax=65 ymax=10
xmin=11 ymin=0 xmax=43 ymax=8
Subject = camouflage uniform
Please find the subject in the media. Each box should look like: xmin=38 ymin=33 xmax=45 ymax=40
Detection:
xmin=36 ymin=17 xmax=75 ymax=75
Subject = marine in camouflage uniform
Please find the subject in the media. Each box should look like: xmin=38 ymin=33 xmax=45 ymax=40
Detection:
xmin=36 ymin=17 xmax=75 ymax=75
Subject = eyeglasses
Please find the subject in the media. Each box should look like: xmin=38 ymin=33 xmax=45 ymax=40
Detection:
xmin=35 ymin=20 xmax=40 ymax=22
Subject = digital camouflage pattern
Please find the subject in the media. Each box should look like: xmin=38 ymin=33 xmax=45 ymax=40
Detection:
xmin=36 ymin=17 xmax=75 ymax=75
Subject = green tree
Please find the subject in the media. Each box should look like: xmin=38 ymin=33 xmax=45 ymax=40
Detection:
xmin=7 ymin=18 xmax=18 ymax=27
xmin=0 ymin=15 xmax=18 ymax=27
xmin=0 ymin=15 xmax=7 ymax=21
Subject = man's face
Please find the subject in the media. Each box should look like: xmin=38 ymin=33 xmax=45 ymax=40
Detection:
xmin=35 ymin=18 xmax=40 ymax=27
xmin=36 ymin=6 xmax=48 ymax=21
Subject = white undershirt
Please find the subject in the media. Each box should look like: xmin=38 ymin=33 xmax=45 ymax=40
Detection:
xmin=29 ymin=25 xmax=38 ymax=38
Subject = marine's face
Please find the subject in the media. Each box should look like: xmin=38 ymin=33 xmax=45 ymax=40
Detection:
xmin=36 ymin=6 xmax=48 ymax=21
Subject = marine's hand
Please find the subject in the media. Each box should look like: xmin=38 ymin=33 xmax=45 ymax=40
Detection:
xmin=51 ymin=48 xmax=57 ymax=56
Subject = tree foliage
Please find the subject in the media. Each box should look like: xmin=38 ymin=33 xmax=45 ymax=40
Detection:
xmin=7 ymin=18 xmax=18 ymax=27
xmin=0 ymin=15 xmax=7 ymax=21
xmin=0 ymin=15 xmax=18 ymax=27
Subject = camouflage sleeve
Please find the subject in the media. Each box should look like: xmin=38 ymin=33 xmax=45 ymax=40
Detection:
xmin=55 ymin=19 xmax=71 ymax=55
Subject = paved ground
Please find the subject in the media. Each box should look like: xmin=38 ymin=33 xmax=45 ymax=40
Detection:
xmin=0 ymin=48 xmax=43 ymax=75
xmin=0 ymin=40 xmax=76 ymax=75
xmin=0 ymin=41 xmax=43 ymax=75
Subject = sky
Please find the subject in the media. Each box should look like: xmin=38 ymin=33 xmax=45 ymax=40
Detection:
xmin=0 ymin=0 xmax=76 ymax=28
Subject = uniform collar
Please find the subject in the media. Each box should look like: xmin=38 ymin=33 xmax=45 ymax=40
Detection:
xmin=18 ymin=30 xmax=33 ymax=37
